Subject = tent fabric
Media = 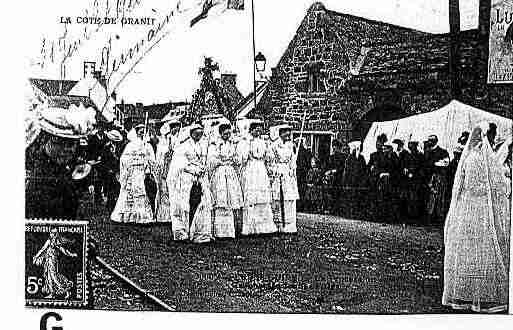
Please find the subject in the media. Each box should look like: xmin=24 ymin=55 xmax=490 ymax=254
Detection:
xmin=362 ymin=100 xmax=513 ymax=162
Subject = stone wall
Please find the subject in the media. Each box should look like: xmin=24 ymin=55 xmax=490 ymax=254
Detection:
xmin=254 ymin=2 xmax=512 ymax=145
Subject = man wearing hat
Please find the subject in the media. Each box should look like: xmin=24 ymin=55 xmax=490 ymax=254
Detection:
xmin=172 ymin=123 xmax=214 ymax=243
xmin=368 ymin=134 xmax=400 ymax=222
xmin=269 ymin=124 xmax=299 ymax=234
xmin=155 ymin=117 xmax=181 ymax=222
xmin=238 ymin=120 xmax=277 ymax=236
xmin=424 ymin=134 xmax=450 ymax=224
xmin=25 ymin=105 xmax=96 ymax=219
xmin=404 ymin=141 xmax=426 ymax=220
xmin=111 ymin=124 xmax=156 ymax=224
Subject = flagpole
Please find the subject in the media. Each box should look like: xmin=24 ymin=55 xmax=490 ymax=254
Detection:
xmin=251 ymin=0 xmax=257 ymax=115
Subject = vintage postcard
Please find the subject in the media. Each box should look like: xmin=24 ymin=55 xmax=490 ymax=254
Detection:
xmin=19 ymin=0 xmax=513 ymax=327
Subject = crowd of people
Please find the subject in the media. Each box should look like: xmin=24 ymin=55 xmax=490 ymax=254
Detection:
xmin=110 ymin=119 xmax=301 ymax=243
xmin=295 ymin=122 xmax=510 ymax=225
xmin=25 ymin=102 xmax=512 ymax=313
xmin=25 ymin=106 xmax=301 ymax=243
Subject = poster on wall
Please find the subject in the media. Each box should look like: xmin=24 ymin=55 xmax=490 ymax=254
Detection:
xmin=488 ymin=0 xmax=513 ymax=84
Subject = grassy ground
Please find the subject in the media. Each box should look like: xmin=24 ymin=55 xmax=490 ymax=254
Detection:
xmin=84 ymin=200 xmax=458 ymax=314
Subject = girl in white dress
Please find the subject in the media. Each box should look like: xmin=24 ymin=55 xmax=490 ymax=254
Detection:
xmin=208 ymin=124 xmax=244 ymax=238
xmin=237 ymin=121 xmax=277 ymax=236
xmin=111 ymin=125 xmax=156 ymax=224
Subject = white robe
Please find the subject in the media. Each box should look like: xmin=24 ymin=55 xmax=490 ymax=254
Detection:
xmin=111 ymin=139 xmax=156 ymax=224
xmin=170 ymin=138 xmax=214 ymax=243
xmin=155 ymin=134 xmax=178 ymax=222
xmin=443 ymin=126 xmax=510 ymax=313
xmin=237 ymin=137 xmax=277 ymax=235
xmin=270 ymin=139 xmax=299 ymax=233
xmin=208 ymin=139 xmax=244 ymax=238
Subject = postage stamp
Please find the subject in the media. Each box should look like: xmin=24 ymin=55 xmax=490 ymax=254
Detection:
xmin=25 ymin=219 xmax=88 ymax=308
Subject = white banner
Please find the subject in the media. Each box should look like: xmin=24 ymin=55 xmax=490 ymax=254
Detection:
xmin=488 ymin=0 xmax=513 ymax=84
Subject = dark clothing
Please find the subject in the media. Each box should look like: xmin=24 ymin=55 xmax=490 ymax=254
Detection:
xmin=368 ymin=151 xmax=400 ymax=222
xmin=145 ymin=174 xmax=158 ymax=215
xmin=424 ymin=146 xmax=450 ymax=180
xmin=296 ymin=145 xmax=312 ymax=210
xmin=369 ymin=151 xmax=400 ymax=180
xmin=424 ymin=146 xmax=450 ymax=223
xmin=403 ymin=150 xmax=426 ymax=221
xmin=327 ymin=151 xmax=347 ymax=187
xmin=304 ymin=167 xmax=325 ymax=213
xmin=342 ymin=154 xmax=368 ymax=187
xmin=25 ymin=153 xmax=82 ymax=220
xmin=395 ymin=149 xmax=411 ymax=221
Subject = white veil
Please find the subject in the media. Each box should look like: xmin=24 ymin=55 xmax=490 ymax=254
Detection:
xmin=445 ymin=121 xmax=510 ymax=286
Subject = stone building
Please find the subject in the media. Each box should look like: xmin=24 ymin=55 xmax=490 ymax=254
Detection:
xmin=249 ymin=1 xmax=512 ymax=163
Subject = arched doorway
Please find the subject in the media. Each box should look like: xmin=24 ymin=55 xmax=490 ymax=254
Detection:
xmin=351 ymin=104 xmax=404 ymax=141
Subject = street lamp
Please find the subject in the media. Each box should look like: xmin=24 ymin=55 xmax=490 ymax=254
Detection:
xmin=255 ymin=52 xmax=267 ymax=73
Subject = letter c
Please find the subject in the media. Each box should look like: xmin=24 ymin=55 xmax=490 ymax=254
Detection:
xmin=40 ymin=312 xmax=63 ymax=330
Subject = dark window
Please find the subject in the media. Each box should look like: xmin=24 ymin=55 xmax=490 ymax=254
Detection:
xmin=307 ymin=62 xmax=325 ymax=93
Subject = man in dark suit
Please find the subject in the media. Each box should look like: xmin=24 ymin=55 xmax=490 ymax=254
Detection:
xmin=424 ymin=135 xmax=450 ymax=224
xmin=295 ymin=138 xmax=312 ymax=211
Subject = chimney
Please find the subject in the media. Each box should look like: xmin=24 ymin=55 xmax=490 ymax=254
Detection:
xmin=448 ymin=0 xmax=461 ymax=99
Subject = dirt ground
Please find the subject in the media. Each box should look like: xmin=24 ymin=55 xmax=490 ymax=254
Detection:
xmin=86 ymin=206 xmax=461 ymax=314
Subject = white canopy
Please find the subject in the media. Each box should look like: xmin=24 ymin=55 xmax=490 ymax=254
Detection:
xmin=362 ymin=100 xmax=513 ymax=162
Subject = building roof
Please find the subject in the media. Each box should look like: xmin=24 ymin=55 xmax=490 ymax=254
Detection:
xmin=29 ymin=78 xmax=78 ymax=96
xmin=274 ymin=2 xmax=430 ymax=71
xmin=235 ymin=81 xmax=269 ymax=119
xmin=358 ymin=30 xmax=480 ymax=76
xmin=117 ymin=102 xmax=190 ymax=121
xmin=46 ymin=95 xmax=98 ymax=110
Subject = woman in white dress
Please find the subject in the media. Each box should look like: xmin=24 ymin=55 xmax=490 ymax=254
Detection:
xmin=442 ymin=122 xmax=511 ymax=313
xmin=269 ymin=125 xmax=299 ymax=234
xmin=111 ymin=125 xmax=156 ymax=224
xmin=170 ymin=124 xmax=214 ymax=243
xmin=207 ymin=124 xmax=244 ymax=239
xmin=237 ymin=121 xmax=277 ymax=236
xmin=154 ymin=119 xmax=181 ymax=223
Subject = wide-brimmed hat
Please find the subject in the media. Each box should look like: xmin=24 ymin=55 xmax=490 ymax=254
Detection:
xmin=71 ymin=163 xmax=92 ymax=180
xmin=106 ymin=130 xmax=123 ymax=142
xmin=37 ymin=104 xmax=97 ymax=139
xmin=189 ymin=123 xmax=204 ymax=134
xmin=160 ymin=114 xmax=182 ymax=126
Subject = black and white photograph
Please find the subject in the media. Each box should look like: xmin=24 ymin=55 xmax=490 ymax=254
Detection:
xmin=17 ymin=0 xmax=513 ymax=323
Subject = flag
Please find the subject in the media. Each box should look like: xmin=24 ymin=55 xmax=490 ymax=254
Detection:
xmin=227 ymin=0 xmax=244 ymax=10
xmin=190 ymin=0 xmax=244 ymax=27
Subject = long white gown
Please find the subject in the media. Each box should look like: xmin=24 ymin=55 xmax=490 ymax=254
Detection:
xmin=237 ymin=137 xmax=277 ymax=235
xmin=269 ymin=139 xmax=299 ymax=233
xmin=111 ymin=138 xmax=156 ymax=224
xmin=155 ymin=134 xmax=179 ymax=222
xmin=208 ymin=139 xmax=244 ymax=238
xmin=170 ymin=138 xmax=214 ymax=243
xmin=442 ymin=124 xmax=510 ymax=313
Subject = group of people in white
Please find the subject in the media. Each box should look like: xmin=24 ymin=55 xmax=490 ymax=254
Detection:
xmin=108 ymin=114 xmax=512 ymax=313
xmin=110 ymin=118 xmax=299 ymax=243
